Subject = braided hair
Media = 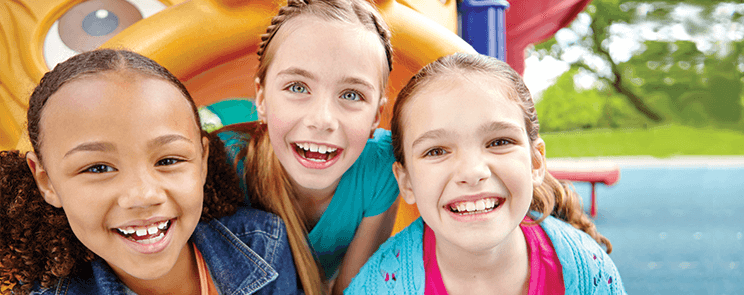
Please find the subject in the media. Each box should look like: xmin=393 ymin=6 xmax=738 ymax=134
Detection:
xmin=229 ymin=1 xmax=393 ymax=294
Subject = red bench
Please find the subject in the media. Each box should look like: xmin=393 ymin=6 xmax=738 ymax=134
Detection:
xmin=547 ymin=160 xmax=621 ymax=218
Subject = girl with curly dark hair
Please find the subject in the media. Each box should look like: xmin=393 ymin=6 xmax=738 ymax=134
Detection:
xmin=0 ymin=49 xmax=298 ymax=294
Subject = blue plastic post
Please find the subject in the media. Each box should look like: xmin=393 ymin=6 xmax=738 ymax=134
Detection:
xmin=459 ymin=0 xmax=509 ymax=61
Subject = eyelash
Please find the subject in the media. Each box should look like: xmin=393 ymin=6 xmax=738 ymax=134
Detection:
xmin=285 ymin=82 xmax=309 ymax=94
xmin=340 ymin=90 xmax=364 ymax=101
xmin=488 ymin=138 xmax=513 ymax=147
xmin=80 ymin=157 xmax=183 ymax=174
xmin=423 ymin=147 xmax=447 ymax=158
xmin=83 ymin=164 xmax=116 ymax=174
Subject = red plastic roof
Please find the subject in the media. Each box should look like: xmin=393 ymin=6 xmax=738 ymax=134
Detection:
xmin=505 ymin=0 xmax=593 ymax=74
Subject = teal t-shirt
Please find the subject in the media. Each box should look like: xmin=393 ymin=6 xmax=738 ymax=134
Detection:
xmin=217 ymin=128 xmax=400 ymax=279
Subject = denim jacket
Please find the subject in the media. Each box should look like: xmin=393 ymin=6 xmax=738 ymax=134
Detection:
xmin=29 ymin=206 xmax=300 ymax=295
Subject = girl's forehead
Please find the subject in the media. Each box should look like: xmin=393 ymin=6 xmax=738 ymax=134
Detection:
xmin=266 ymin=15 xmax=387 ymax=85
xmin=40 ymin=72 xmax=200 ymax=142
xmin=400 ymin=73 xmax=524 ymax=137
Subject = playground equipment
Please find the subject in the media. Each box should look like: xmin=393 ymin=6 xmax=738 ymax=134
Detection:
xmin=1 ymin=0 xmax=601 ymax=290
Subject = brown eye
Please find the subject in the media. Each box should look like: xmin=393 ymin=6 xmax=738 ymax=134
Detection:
xmin=43 ymin=0 xmax=166 ymax=69
xmin=58 ymin=0 xmax=143 ymax=52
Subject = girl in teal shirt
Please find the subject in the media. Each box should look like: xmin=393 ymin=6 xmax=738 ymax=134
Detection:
xmin=216 ymin=0 xmax=399 ymax=294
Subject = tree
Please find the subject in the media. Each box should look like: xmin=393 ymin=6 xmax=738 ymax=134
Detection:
xmin=533 ymin=1 xmax=744 ymax=129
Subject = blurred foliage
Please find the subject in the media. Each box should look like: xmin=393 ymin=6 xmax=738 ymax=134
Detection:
xmin=533 ymin=1 xmax=744 ymax=132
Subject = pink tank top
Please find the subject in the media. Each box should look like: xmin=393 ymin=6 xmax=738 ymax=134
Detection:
xmin=423 ymin=217 xmax=565 ymax=294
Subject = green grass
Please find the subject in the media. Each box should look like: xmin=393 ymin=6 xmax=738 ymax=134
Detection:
xmin=541 ymin=124 xmax=744 ymax=158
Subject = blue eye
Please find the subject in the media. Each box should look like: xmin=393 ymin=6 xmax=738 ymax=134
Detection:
xmin=287 ymin=83 xmax=308 ymax=94
xmin=424 ymin=148 xmax=447 ymax=157
xmin=84 ymin=164 xmax=115 ymax=174
xmin=341 ymin=91 xmax=362 ymax=101
xmin=156 ymin=158 xmax=181 ymax=166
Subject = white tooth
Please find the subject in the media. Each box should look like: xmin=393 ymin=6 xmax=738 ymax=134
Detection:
xmin=158 ymin=221 xmax=168 ymax=229
xmin=126 ymin=227 xmax=135 ymax=234
xmin=328 ymin=147 xmax=337 ymax=153
xmin=457 ymin=203 xmax=466 ymax=212
xmin=466 ymin=202 xmax=476 ymax=212
xmin=147 ymin=226 xmax=158 ymax=235
xmin=309 ymin=143 xmax=318 ymax=152
xmin=476 ymin=200 xmax=486 ymax=211
xmin=136 ymin=228 xmax=147 ymax=236
xmin=318 ymin=145 xmax=327 ymax=154
xmin=303 ymin=143 xmax=310 ymax=150
xmin=485 ymin=199 xmax=494 ymax=208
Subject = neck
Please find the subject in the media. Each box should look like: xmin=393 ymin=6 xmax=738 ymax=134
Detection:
xmin=292 ymin=179 xmax=340 ymax=231
xmin=435 ymin=226 xmax=530 ymax=295
xmin=117 ymin=243 xmax=201 ymax=295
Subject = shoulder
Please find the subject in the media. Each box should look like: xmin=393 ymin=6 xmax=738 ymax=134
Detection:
xmin=364 ymin=129 xmax=393 ymax=157
xmin=346 ymin=218 xmax=425 ymax=295
xmin=540 ymin=216 xmax=626 ymax=294
xmin=210 ymin=206 xmax=286 ymax=242
xmin=26 ymin=260 xmax=127 ymax=295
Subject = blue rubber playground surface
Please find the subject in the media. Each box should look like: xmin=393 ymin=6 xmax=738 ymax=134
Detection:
xmin=566 ymin=158 xmax=744 ymax=294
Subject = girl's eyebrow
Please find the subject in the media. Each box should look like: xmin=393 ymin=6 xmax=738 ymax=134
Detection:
xmin=62 ymin=135 xmax=192 ymax=159
xmin=63 ymin=142 xmax=115 ymax=159
xmin=341 ymin=77 xmax=375 ymax=91
xmin=411 ymin=129 xmax=450 ymax=150
xmin=410 ymin=121 xmax=524 ymax=149
xmin=147 ymin=134 xmax=192 ymax=150
xmin=479 ymin=121 xmax=524 ymax=135
xmin=276 ymin=67 xmax=315 ymax=81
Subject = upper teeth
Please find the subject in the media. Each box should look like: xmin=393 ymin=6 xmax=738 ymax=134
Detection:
xmin=296 ymin=143 xmax=337 ymax=154
xmin=117 ymin=220 xmax=169 ymax=236
xmin=453 ymin=198 xmax=498 ymax=213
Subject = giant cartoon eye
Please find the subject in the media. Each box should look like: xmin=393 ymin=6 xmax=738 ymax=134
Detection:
xmin=43 ymin=0 xmax=166 ymax=69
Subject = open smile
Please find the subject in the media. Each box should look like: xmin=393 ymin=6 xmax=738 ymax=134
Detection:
xmin=292 ymin=142 xmax=343 ymax=169
xmin=112 ymin=219 xmax=175 ymax=254
xmin=446 ymin=197 xmax=504 ymax=215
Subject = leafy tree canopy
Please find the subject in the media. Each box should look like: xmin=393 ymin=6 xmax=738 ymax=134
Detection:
xmin=533 ymin=1 xmax=744 ymax=131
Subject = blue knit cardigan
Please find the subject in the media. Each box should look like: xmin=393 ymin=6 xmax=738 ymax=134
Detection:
xmin=345 ymin=215 xmax=626 ymax=295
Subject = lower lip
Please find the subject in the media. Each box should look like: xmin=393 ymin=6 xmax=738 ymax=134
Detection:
xmin=116 ymin=220 xmax=174 ymax=255
xmin=446 ymin=202 xmax=502 ymax=222
xmin=292 ymin=146 xmax=341 ymax=170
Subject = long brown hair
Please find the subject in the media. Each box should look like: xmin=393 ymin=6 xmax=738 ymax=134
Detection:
xmin=0 ymin=49 xmax=244 ymax=293
xmin=226 ymin=0 xmax=394 ymax=293
xmin=390 ymin=52 xmax=612 ymax=254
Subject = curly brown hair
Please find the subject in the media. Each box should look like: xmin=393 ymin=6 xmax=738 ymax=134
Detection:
xmin=391 ymin=52 xmax=613 ymax=254
xmin=0 ymin=49 xmax=243 ymax=294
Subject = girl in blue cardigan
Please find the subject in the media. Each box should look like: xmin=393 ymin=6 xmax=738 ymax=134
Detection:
xmin=347 ymin=53 xmax=626 ymax=294
xmin=0 ymin=49 xmax=297 ymax=294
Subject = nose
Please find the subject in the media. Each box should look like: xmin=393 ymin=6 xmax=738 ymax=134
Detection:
xmin=117 ymin=170 xmax=166 ymax=209
xmin=454 ymin=149 xmax=491 ymax=186
xmin=304 ymin=94 xmax=338 ymax=132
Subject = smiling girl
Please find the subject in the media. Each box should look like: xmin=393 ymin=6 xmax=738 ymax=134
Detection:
xmin=215 ymin=0 xmax=398 ymax=294
xmin=346 ymin=53 xmax=626 ymax=294
xmin=0 ymin=49 xmax=297 ymax=294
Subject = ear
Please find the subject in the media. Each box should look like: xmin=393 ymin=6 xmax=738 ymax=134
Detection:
xmin=26 ymin=152 xmax=62 ymax=208
xmin=392 ymin=161 xmax=416 ymax=205
xmin=372 ymin=97 xmax=386 ymax=130
xmin=201 ymin=136 xmax=210 ymax=183
xmin=254 ymin=77 xmax=267 ymax=122
xmin=531 ymin=138 xmax=547 ymax=187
